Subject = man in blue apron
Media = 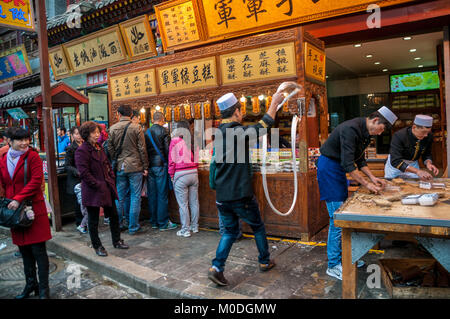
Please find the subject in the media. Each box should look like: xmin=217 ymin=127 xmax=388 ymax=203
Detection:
xmin=317 ymin=106 xmax=398 ymax=280
xmin=385 ymin=115 xmax=438 ymax=181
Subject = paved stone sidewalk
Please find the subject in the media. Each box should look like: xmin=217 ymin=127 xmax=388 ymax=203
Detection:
xmin=1 ymin=220 xmax=431 ymax=299
xmin=0 ymin=234 xmax=151 ymax=299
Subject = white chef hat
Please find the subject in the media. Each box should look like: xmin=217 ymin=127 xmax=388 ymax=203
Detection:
xmin=216 ymin=93 xmax=238 ymax=111
xmin=377 ymin=106 xmax=398 ymax=125
xmin=414 ymin=114 xmax=433 ymax=127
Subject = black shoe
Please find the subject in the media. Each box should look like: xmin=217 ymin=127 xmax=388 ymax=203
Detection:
xmin=119 ymin=224 xmax=128 ymax=232
xmin=259 ymin=259 xmax=276 ymax=272
xmin=95 ymin=246 xmax=108 ymax=257
xmin=208 ymin=267 xmax=228 ymax=286
xmin=15 ymin=282 xmax=39 ymax=299
xmin=113 ymin=239 xmax=129 ymax=249
xmin=39 ymin=287 xmax=50 ymax=299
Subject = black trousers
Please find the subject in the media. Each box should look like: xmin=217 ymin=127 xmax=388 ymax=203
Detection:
xmin=86 ymin=204 xmax=121 ymax=249
xmin=73 ymin=194 xmax=83 ymax=226
xmin=18 ymin=242 xmax=49 ymax=289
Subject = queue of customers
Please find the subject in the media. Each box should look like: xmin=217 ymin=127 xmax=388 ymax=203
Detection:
xmin=65 ymin=105 xmax=200 ymax=256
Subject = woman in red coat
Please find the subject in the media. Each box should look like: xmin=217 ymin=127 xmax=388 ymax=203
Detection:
xmin=0 ymin=127 xmax=51 ymax=299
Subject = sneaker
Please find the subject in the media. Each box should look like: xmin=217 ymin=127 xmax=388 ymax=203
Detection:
xmin=326 ymin=264 xmax=342 ymax=280
xmin=357 ymin=260 xmax=365 ymax=268
xmin=76 ymin=225 xmax=87 ymax=234
xmin=259 ymin=259 xmax=276 ymax=272
xmin=208 ymin=267 xmax=228 ymax=286
xmin=151 ymin=224 xmax=158 ymax=229
xmin=177 ymin=229 xmax=191 ymax=237
xmin=103 ymin=217 xmax=110 ymax=225
xmin=159 ymin=221 xmax=177 ymax=231
xmin=129 ymin=227 xmax=146 ymax=235
xmin=190 ymin=226 xmax=199 ymax=233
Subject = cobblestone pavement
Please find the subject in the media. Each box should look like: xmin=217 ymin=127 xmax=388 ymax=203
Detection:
xmin=0 ymin=234 xmax=152 ymax=299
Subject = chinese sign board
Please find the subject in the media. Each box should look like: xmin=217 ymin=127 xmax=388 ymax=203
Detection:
xmin=6 ymin=107 xmax=28 ymax=120
xmin=119 ymin=15 xmax=157 ymax=60
xmin=220 ymin=42 xmax=296 ymax=85
xmin=0 ymin=0 xmax=34 ymax=30
xmin=110 ymin=69 xmax=157 ymax=101
xmin=201 ymin=0 xmax=415 ymax=40
xmin=0 ymin=45 xmax=32 ymax=84
xmin=155 ymin=0 xmax=204 ymax=51
xmin=157 ymin=57 xmax=217 ymax=93
xmin=49 ymin=46 xmax=70 ymax=79
xmin=63 ymin=26 xmax=127 ymax=75
xmin=87 ymin=70 xmax=108 ymax=87
xmin=304 ymin=42 xmax=326 ymax=83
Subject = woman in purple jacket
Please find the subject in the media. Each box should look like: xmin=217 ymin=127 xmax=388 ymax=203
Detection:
xmin=75 ymin=121 xmax=129 ymax=257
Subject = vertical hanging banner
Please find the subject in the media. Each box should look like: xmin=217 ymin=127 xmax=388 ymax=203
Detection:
xmin=119 ymin=15 xmax=157 ymax=61
xmin=0 ymin=0 xmax=34 ymax=30
xmin=154 ymin=0 xmax=205 ymax=51
xmin=304 ymin=42 xmax=326 ymax=83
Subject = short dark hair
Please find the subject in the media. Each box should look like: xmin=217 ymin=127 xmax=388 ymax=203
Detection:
xmin=59 ymin=127 xmax=67 ymax=134
xmin=69 ymin=126 xmax=79 ymax=136
xmin=6 ymin=127 xmax=30 ymax=141
xmin=368 ymin=111 xmax=392 ymax=130
xmin=118 ymin=105 xmax=132 ymax=117
xmin=131 ymin=110 xmax=139 ymax=119
xmin=153 ymin=111 xmax=165 ymax=122
xmin=79 ymin=121 xmax=99 ymax=141
xmin=0 ymin=130 xmax=8 ymax=138
xmin=220 ymin=102 xmax=240 ymax=119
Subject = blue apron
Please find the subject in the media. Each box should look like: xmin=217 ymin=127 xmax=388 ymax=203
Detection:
xmin=316 ymin=155 xmax=349 ymax=202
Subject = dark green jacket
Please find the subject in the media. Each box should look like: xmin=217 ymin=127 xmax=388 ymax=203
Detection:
xmin=213 ymin=114 xmax=275 ymax=202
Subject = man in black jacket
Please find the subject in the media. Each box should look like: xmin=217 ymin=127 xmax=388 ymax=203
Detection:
xmin=208 ymin=82 xmax=299 ymax=287
xmin=144 ymin=111 xmax=177 ymax=231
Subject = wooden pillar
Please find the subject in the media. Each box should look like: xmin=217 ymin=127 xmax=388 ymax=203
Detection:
xmin=444 ymin=26 xmax=450 ymax=177
xmin=35 ymin=0 xmax=62 ymax=231
xmin=342 ymin=228 xmax=357 ymax=299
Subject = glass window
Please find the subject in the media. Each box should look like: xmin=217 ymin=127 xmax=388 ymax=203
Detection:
xmin=87 ymin=92 xmax=108 ymax=126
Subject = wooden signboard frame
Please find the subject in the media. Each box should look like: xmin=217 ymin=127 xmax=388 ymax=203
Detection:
xmin=119 ymin=14 xmax=157 ymax=61
xmin=48 ymin=45 xmax=71 ymax=79
xmin=0 ymin=44 xmax=32 ymax=84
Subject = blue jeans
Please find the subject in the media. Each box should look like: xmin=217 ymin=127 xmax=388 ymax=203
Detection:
xmin=115 ymin=191 xmax=130 ymax=224
xmin=218 ymin=212 xmax=242 ymax=237
xmin=116 ymin=170 xmax=143 ymax=234
xmin=212 ymin=197 xmax=270 ymax=273
xmin=326 ymin=201 xmax=343 ymax=269
xmin=147 ymin=165 xmax=169 ymax=228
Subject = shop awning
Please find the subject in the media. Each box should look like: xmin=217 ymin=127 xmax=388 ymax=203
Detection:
xmin=0 ymin=81 xmax=89 ymax=109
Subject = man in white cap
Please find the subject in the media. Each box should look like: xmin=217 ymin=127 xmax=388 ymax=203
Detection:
xmin=316 ymin=106 xmax=397 ymax=280
xmin=208 ymin=81 xmax=300 ymax=286
xmin=385 ymin=114 xmax=438 ymax=181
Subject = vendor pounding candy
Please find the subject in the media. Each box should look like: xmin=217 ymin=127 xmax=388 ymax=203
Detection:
xmin=385 ymin=114 xmax=439 ymax=181
xmin=316 ymin=106 xmax=398 ymax=280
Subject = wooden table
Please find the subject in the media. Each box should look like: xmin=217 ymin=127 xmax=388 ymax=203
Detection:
xmin=334 ymin=179 xmax=450 ymax=299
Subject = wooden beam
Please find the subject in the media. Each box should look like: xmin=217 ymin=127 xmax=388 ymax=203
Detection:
xmin=444 ymin=26 xmax=450 ymax=177
xmin=342 ymin=228 xmax=357 ymax=299
xmin=35 ymin=0 xmax=62 ymax=232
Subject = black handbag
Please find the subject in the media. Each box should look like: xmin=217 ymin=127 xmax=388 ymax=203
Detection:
xmin=0 ymin=158 xmax=33 ymax=229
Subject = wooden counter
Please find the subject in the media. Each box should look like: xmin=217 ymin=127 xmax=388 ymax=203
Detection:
xmin=168 ymin=169 xmax=329 ymax=241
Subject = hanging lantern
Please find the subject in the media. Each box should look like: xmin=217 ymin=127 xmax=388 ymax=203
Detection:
xmin=203 ymin=101 xmax=211 ymax=119
xmin=164 ymin=106 xmax=172 ymax=122
xmin=194 ymin=103 xmax=202 ymax=119
xmin=214 ymin=100 xmax=221 ymax=119
xmin=239 ymin=95 xmax=247 ymax=117
xmin=173 ymin=105 xmax=181 ymax=122
xmin=251 ymin=96 xmax=260 ymax=115
xmin=183 ymin=103 xmax=192 ymax=120
xmin=139 ymin=107 xmax=146 ymax=123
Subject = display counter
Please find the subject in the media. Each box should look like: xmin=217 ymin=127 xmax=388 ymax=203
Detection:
xmin=168 ymin=169 xmax=329 ymax=241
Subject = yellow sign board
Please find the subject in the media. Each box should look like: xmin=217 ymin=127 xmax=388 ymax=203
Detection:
xmin=201 ymin=0 xmax=414 ymax=40
xmin=157 ymin=57 xmax=217 ymax=93
xmin=119 ymin=15 xmax=157 ymax=60
xmin=49 ymin=46 xmax=70 ymax=78
xmin=63 ymin=26 xmax=127 ymax=75
xmin=155 ymin=0 xmax=204 ymax=51
xmin=110 ymin=69 xmax=157 ymax=101
xmin=304 ymin=43 xmax=326 ymax=83
xmin=0 ymin=0 xmax=34 ymax=30
xmin=220 ymin=42 xmax=296 ymax=85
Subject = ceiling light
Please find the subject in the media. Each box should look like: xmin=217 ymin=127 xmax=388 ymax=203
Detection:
xmin=409 ymin=49 xmax=417 ymax=52
xmin=374 ymin=62 xmax=381 ymax=65
xmin=258 ymin=94 xmax=265 ymax=101
xmin=403 ymin=36 xmax=412 ymax=40
xmin=414 ymin=57 xmax=422 ymax=60
xmin=326 ymin=76 xmax=329 ymax=79
xmin=365 ymin=54 xmax=373 ymax=58
xmin=382 ymin=69 xmax=388 ymax=72
xmin=354 ymin=44 xmax=362 ymax=48
xmin=240 ymin=96 xmax=246 ymax=103
xmin=140 ymin=107 xmax=146 ymax=113
xmin=155 ymin=105 xmax=161 ymax=111
xmin=418 ymin=65 xmax=424 ymax=68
